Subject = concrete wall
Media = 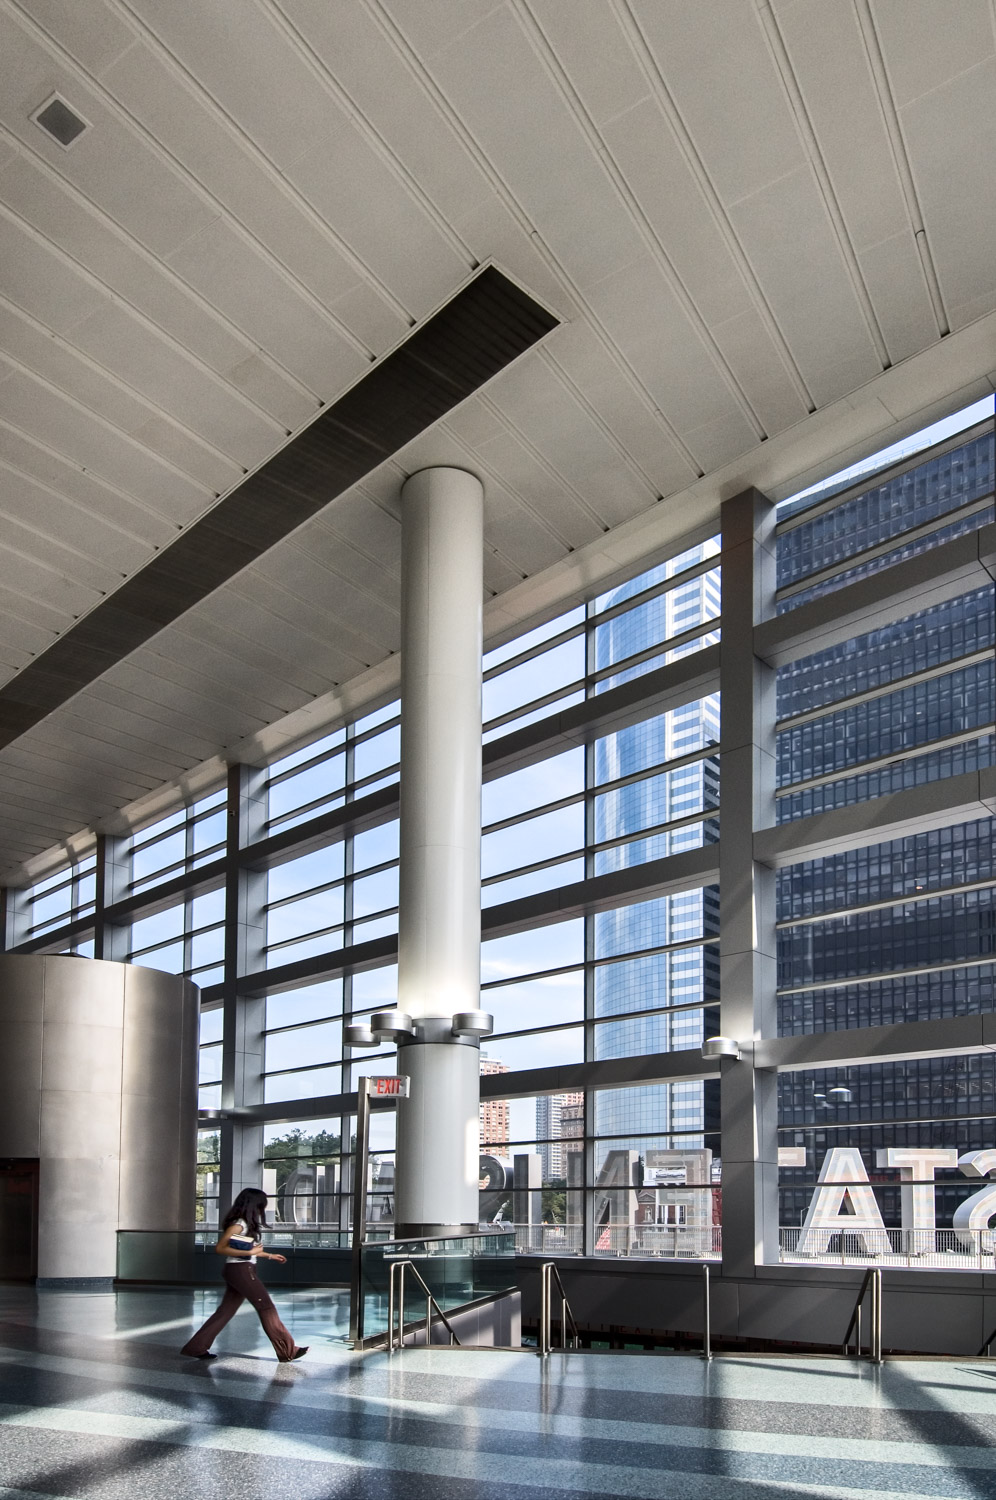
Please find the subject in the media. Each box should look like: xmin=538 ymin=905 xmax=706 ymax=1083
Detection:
xmin=0 ymin=955 xmax=198 ymax=1286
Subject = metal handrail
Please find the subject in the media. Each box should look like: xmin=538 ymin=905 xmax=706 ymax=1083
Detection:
xmin=702 ymin=1263 xmax=712 ymax=1361
xmin=387 ymin=1258 xmax=462 ymax=1351
xmin=842 ymin=1267 xmax=883 ymax=1363
xmin=978 ymin=1323 xmax=996 ymax=1358
xmin=538 ymin=1262 xmax=580 ymax=1355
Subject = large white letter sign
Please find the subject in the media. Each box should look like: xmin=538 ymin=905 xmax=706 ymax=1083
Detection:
xmin=953 ymin=1150 xmax=996 ymax=1251
xmin=875 ymin=1148 xmax=958 ymax=1231
xmin=797 ymin=1147 xmax=891 ymax=1256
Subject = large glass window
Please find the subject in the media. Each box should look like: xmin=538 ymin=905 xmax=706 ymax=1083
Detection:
xmin=11 ymin=398 xmax=994 ymax=1270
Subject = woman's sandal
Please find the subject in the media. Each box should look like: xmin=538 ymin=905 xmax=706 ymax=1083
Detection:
xmin=280 ymin=1346 xmax=308 ymax=1362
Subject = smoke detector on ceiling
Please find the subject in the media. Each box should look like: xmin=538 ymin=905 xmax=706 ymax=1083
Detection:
xmin=31 ymin=93 xmax=89 ymax=149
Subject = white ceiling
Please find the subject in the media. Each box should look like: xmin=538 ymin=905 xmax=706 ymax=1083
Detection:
xmin=1 ymin=0 xmax=996 ymax=879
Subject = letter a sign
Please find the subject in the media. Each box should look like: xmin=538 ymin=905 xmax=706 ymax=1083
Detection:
xmin=797 ymin=1146 xmax=891 ymax=1256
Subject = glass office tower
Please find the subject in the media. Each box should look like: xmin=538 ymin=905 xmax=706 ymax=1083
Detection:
xmin=585 ymin=423 xmax=995 ymax=1243
xmin=775 ymin=425 xmax=996 ymax=1235
xmin=592 ymin=548 xmax=721 ymax=1146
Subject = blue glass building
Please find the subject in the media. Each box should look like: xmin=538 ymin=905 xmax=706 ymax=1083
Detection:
xmin=591 ymin=546 xmax=721 ymax=1146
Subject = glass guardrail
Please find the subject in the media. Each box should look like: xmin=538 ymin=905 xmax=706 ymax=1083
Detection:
xmin=116 ymin=1229 xmax=352 ymax=1285
xmin=358 ymin=1230 xmax=517 ymax=1343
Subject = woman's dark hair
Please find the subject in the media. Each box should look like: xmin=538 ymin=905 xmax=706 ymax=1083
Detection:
xmin=222 ymin=1188 xmax=269 ymax=1237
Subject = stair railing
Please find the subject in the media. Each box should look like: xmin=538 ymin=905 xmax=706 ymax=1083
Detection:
xmin=538 ymin=1261 xmax=580 ymax=1355
xmin=842 ymin=1266 xmax=883 ymax=1363
xmin=388 ymin=1258 xmax=462 ymax=1351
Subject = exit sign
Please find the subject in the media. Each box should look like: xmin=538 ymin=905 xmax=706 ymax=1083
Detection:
xmin=370 ymin=1075 xmax=409 ymax=1098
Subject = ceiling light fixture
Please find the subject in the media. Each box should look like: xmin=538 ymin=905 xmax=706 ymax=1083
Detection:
xmin=31 ymin=93 xmax=89 ymax=149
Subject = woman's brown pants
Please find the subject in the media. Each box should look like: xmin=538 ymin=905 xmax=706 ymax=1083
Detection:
xmin=181 ymin=1262 xmax=296 ymax=1360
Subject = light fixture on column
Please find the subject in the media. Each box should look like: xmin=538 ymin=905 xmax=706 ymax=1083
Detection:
xmin=451 ymin=1010 xmax=493 ymax=1037
xmin=344 ymin=1023 xmax=377 ymax=1048
xmin=345 ymin=1012 xmax=416 ymax=1046
xmin=369 ymin=1011 xmax=416 ymax=1039
xmin=702 ymin=1036 xmax=741 ymax=1060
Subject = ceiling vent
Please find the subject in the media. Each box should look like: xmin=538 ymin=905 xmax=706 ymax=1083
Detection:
xmin=31 ymin=94 xmax=89 ymax=149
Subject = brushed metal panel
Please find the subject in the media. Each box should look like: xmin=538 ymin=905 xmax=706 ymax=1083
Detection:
xmin=0 ymin=1020 xmax=42 ymax=1156
xmin=38 ymin=1088 xmax=121 ymax=1161
xmin=40 ymin=1022 xmax=123 ymax=1098
xmin=41 ymin=955 xmax=126 ymax=1030
xmin=120 ymin=966 xmax=198 ymax=1230
xmin=121 ymin=964 xmax=187 ymax=1094
xmin=0 ymin=952 xmax=45 ymax=1021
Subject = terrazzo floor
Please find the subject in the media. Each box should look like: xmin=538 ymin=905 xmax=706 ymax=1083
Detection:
xmin=1 ymin=1284 xmax=995 ymax=1498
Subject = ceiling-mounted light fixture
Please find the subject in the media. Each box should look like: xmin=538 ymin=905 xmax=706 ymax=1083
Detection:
xmin=31 ymin=93 xmax=89 ymax=149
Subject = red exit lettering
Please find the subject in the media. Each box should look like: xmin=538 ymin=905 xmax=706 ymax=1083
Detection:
xmin=372 ymin=1076 xmax=406 ymax=1096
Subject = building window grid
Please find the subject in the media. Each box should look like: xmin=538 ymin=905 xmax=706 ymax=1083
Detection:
xmin=8 ymin=419 xmax=995 ymax=1255
xmin=22 ymin=854 xmax=97 ymax=943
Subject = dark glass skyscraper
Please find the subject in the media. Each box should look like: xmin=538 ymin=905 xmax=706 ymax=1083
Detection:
xmin=581 ymin=421 xmax=996 ymax=1236
xmin=774 ymin=424 xmax=996 ymax=1232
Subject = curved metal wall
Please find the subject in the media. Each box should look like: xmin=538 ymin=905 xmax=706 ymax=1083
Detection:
xmin=0 ymin=955 xmax=198 ymax=1284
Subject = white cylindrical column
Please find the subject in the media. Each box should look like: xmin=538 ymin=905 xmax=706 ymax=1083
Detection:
xmin=394 ymin=466 xmax=484 ymax=1236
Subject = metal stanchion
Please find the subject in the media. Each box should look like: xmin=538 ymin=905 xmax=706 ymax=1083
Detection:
xmin=702 ymin=1263 xmax=712 ymax=1361
xmin=871 ymin=1267 xmax=883 ymax=1364
xmin=348 ymin=1077 xmax=371 ymax=1345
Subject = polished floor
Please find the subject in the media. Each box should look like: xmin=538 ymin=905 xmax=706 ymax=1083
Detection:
xmin=1 ymin=1285 xmax=995 ymax=1498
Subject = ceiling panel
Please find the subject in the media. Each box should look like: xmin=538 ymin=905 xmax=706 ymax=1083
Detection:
xmin=123 ymin=0 xmax=339 ymax=172
xmin=425 ymin=5 xmax=646 ymax=294
xmin=166 ymin=218 xmax=370 ymax=397
xmin=583 ymin=252 xmax=750 ymax=449
xmin=528 ymin=0 xmax=651 ymax=129
xmin=0 ymin=461 xmax=159 ymax=576
xmin=0 ymin=190 xmax=106 ymax=334
xmin=0 ymin=151 xmax=310 ymax=424
xmin=899 ymin=58 xmax=996 ymax=327
xmin=380 ymin=0 xmax=515 ymax=62
xmin=67 ymin=302 xmax=280 ymax=472
xmin=858 ymin=231 xmax=940 ymax=365
xmin=72 ymin=683 xmax=224 ymax=765
xmin=134 ymin=624 xmax=317 ymax=722
xmin=281 ymin=0 xmax=495 ymax=229
xmin=216 ymin=576 xmax=378 ymax=680
xmin=0 ymin=0 xmax=993 ymax=879
xmin=538 ymin=323 xmax=697 ymax=498
xmin=776 ymin=0 xmax=908 ymax=256
xmin=634 ymin=0 xmax=804 ymax=208
xmin=2 ymin=732 xmax=167 ymax=800
xmin=320 ymin=490 xmax=403 ymax=577
xmin=18 ymin=0 xmax=135 ymax=76
xmin=485 ymin=359 xmax=655 ymax=526
xmin=0 ymin=15 xmax=219 ymax=260
xmin=728 ymin=167 xmax=882 ymax=408
xmin=0 ymin=364 xmax=209 ymax=510
xmin=101 ymin=38 xmax=398 ymax=335
xmin=870 ymin=0 xmax=994 ymax=108
xmin=294 ymin=527 xmax=400 ymax=609
xmin=101 ymin=654 xmax=272 ymax=745
xmin=0 ymin=423 xmax=177 ymax=546
xmin=601 ymin=98 xmax=751 ymax=332
xmin=709 ymin=307 xmax=810 ymax=439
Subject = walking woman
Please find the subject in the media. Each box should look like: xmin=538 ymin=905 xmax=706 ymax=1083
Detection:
xmin=181 ymin=1189 xmax=307 ymax=1362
